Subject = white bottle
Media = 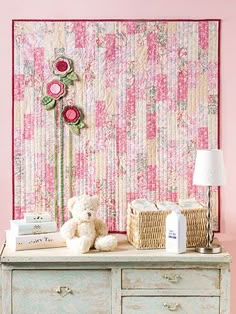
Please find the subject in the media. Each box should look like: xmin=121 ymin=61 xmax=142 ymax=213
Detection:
xmin=165 ymin=209 xmax=186 ymax=253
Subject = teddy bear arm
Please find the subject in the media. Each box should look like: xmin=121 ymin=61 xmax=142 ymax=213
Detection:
xmin=60 ymin=219 xmax=78 ymax=239
xmin=94 ymin=218 xmax=108 ymax=236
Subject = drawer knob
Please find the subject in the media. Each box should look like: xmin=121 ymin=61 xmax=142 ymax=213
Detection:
xmin=56 ymin=286 xmax=73 ymax=297
xmin=163 ymin=302 xmax=179 ymax=311
xmin=163 ymin=274 xmax=181 ymax=283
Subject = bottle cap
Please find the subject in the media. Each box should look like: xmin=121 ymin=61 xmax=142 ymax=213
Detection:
xmin=169 ymin=205 xmax=182 ymax=213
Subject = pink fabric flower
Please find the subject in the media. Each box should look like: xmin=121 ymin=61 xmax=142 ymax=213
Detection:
xmin=52 ymin=56 xmax=73 ymax=77
xmin=46 ymin=80 xmax=66 ymax=99
xmin=62 ymin=105 xmax=81 ymax=124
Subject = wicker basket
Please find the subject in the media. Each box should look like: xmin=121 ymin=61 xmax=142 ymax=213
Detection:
xmin=127 ymin=204 xmax=207 ymax=249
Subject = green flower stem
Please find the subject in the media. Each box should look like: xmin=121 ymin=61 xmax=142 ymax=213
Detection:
xmin=60 ymin=98 xmax=65 ymax=224
xmin=68 ymin=129 xmax=73 ymax=199
xmin=54 ymin=106 xmax=58 ymax=224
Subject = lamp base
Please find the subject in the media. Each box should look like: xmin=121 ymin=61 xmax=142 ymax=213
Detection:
xmin=195 ymin=244 xmax=222 ymax=254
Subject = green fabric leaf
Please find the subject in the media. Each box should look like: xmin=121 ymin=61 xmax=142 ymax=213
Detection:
xmin=44 ymin=99 xmax=56 ymax=110
xmin=61 ymin=76 xmax=73 ymax=86
xmin=67 ymin=71 xmax=78 ymax=81
xmin=42 ymin=95 xmax=53 ymax=105
xmin=77 ymin=121 xmax=85 ymax=129
xmin=69 ymin=125 xmax=80 ymax=135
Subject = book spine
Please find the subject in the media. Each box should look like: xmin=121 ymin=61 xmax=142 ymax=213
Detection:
xmin=15 ymin=239 xmax=65 ymax=251
xmin=11 ymin=221 xmax=57 ymax=235
xmin=24 ymin=213 xmax=52 ymax=223
xmin=6 ymin=231 xmax=66 ymax=251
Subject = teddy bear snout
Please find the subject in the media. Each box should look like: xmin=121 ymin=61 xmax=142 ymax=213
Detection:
xmin=87 ymin=212 xmax=91 ymax=217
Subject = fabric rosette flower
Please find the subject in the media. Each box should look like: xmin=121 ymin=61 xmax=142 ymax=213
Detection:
xmin=41 ymin=80 xmax=67 ymax=110
xmin=62 ymin=105 xmax=85 ymax=135
xmin=52 ymin=56 xmax=73 ymax=77
xmin=47 ymin=80 xmax=66 ymax=99
xmin=62 ymin=105 xmax=81 ymax=125
xmin=51 ymin=56 xmax=78 ymax=86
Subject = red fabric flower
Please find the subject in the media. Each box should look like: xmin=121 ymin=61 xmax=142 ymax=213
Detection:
xmin=52 ymin=57 xmax=73 ymax=77
xmin=62 ymin=106 xmax=81 ymax=124
xmin=55 ymin=60 xmax=69 ymax=72
xmin=46 ymin=80 xmax=66 ymax=99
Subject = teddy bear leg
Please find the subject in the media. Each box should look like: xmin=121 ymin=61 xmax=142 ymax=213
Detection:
xmin=94 ymin=235 xmax=117 ymax=252
xmin=66 ymin=236 xmax=91 ymax=254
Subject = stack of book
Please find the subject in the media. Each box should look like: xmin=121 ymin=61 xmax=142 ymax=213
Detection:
xmin=6 ymin=212 xmax=66 ymax=251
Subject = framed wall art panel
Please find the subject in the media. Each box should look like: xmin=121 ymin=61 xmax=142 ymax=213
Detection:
xmin=13 ymin=19 xmax=220 ymax=231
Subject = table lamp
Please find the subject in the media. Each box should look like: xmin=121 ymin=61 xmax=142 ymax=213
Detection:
xmin=193 ymin=149 xmax=226 ymax=253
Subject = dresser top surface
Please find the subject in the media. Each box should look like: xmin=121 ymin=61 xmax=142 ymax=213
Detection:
xmin=0 ymin=234 xmax=231 ymax=264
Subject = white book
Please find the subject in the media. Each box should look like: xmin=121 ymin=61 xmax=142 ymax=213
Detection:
xmin=6 ymin=230 xmax=66 ymax=251
xmin=10 ymin=220 xmax=57 ymax=235
xmin=24 ymin=212 xmax=52 ymax=223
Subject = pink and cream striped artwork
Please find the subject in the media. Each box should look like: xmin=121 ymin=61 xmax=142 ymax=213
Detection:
xmin=13 ymin=20 xmax=220 ymax=231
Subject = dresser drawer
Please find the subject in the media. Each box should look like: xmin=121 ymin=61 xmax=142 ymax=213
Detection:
xmin=122 ymin=296 xmax=219 ymax=314
xmin=12 ymin=270 xmax=111 ymax=314
xmin=122 ymin=269 xmax=219 ymax=290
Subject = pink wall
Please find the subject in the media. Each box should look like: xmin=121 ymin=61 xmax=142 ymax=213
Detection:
xmin=0 ymin=0 xmax=235 ymax=312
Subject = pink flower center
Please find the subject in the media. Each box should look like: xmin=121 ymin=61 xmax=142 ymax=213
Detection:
xmin=62 ymin=106 xmax=81 ymax=124
xmin=65 ymin=108 xmax=78 ymax=120
xmin=50 ymin=83 xmax=61 ymax=94
xmin=56 ymin=60 xmax=69 ymax=72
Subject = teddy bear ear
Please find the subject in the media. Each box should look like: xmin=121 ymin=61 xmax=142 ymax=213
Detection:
xmin=91 ymin=195 xmax=100 ymax=210
xmin=67 ymin=197 xmax=77 ymax=212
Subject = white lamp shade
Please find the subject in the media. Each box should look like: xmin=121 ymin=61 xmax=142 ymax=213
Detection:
xmin=193 ymin=149 xmax=226 ymax=186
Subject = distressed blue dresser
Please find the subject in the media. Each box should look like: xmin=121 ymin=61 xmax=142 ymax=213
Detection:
xmin=0 ymin=235 xmax=231 ymax=314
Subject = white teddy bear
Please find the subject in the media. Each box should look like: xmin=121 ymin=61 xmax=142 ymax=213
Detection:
xmin=60 ymin=194 xmax=117 ymax=254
